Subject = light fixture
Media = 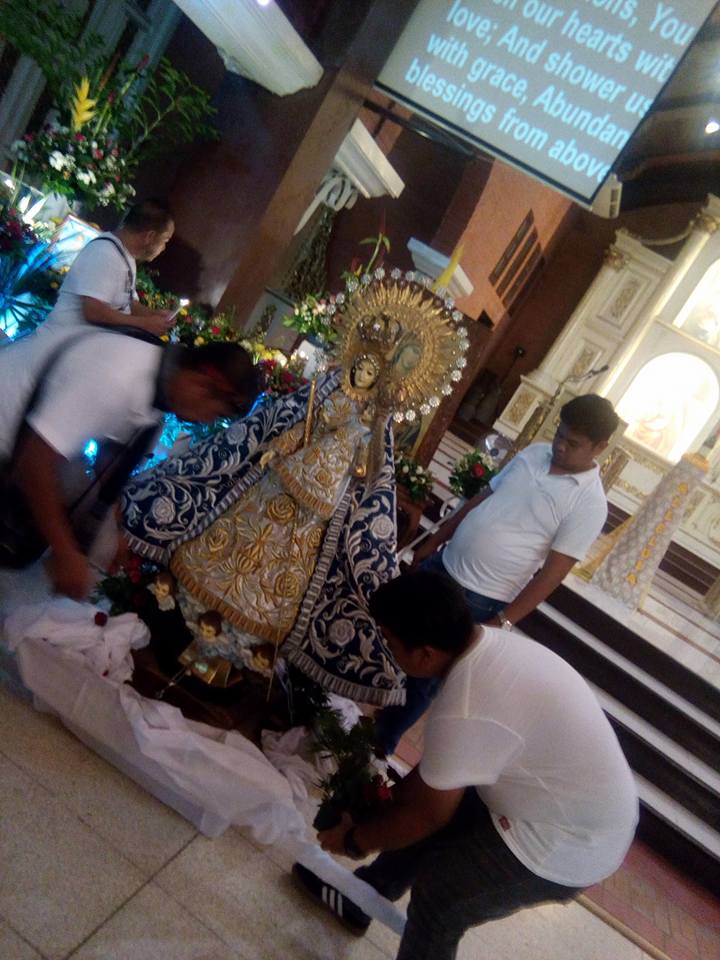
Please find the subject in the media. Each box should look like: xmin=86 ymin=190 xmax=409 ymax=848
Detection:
xmin=705 ymin=119 xmax=720 ymax=134
xmin=180 ymin=297 xmax=190 ymax=307
xmin=256 ymin=0 xmax=271 ymax=5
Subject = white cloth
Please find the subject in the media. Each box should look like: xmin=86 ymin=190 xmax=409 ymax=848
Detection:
xmin=442 ymin=443 xmax=607 ymax=603
xmin=419 ymin=628 xmax=638 ymax=887
xmin=3 ymin=599 xmax=149 ymax=681
xmin=44 ymin=233 xmax=137 ymax=332
xmin=0 ymin=331 xmax=163 ymax=460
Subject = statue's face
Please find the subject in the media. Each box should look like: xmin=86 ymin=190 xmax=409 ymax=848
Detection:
xmin=352 ymin=357 xmax=378 ymax=390
xmin=200 ymin=621 xmax=218 ymax=641
xmin=156 ymin=581 xmax=170 ymax=599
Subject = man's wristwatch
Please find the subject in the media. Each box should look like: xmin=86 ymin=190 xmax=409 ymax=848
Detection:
xmin=497 ymin=612 xmax=513 ymax=631
xmin=343 ymin=826 xmax=366 ymax=860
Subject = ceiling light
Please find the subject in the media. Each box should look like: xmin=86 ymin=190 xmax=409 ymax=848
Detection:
xmin=705 ymin=119 xmax=720 ymax=134
xmin=256 ymin=0 xmax=271 ymax=5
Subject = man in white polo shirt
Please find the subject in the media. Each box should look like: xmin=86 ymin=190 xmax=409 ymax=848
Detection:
xmin=294 ymin=572 xmax=638 ymax=960
xmin=376 ymin=394 xmax=619 ymax=755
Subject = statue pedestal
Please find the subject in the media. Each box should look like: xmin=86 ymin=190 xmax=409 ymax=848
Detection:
xmin=130 ymin=647 xmax=274 ymax=739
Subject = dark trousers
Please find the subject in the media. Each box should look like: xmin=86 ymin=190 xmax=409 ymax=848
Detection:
xmin=356 ymin=790 xmax=582 ymax=960
xmin=374 ymin=553 xmax=506 ymax=755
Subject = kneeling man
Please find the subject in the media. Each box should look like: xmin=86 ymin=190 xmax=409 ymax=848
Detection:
xmin=294 ymin=570 xmax=638 ymax=960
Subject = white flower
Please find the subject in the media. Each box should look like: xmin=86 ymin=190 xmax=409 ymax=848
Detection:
xmin=49 ymin=150 xmax=68 ymax=171
xmin=77 ymin=170 xmax=96 ymax=186
xmin=402 ymin=465 xmax=409 ymax=473
xmin=415 ymin=466 xmax=423 ymax=474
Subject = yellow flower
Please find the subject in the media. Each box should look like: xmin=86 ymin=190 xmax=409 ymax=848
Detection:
xmin=160 ymin=334 xmax=170 ymax=342
xmin=194 ymin=336 xmax=205 ymax=346
xmin=71 ymin=77 xmax=96 ymax=132
xmin=180 ymin=308 xmax=188 ymax=316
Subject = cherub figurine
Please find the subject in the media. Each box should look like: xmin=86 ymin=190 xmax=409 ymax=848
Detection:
xmin=177 ymin=609 xmax=240 ymax=688
xmin=147 ymin=570 xmax=177 ymax=611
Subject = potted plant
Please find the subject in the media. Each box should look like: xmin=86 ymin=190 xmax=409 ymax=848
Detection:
xmin=395 ymin=455 xmax=433 ymax=504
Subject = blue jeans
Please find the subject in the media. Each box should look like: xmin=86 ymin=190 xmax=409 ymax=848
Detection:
xmin=374 ymin=553 xmax=506 ymax=756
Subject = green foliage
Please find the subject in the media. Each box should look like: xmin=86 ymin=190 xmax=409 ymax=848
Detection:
xmin=0 ymin=0 xmax=105 ymax=102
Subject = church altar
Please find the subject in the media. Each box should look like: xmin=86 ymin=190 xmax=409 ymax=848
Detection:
xmin=495 ymin=194 xmax=720 ymax=577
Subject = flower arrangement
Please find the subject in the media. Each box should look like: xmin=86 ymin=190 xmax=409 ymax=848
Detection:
xmin=0 ymin=200 xmax=65 ymax=337
xmin=283 ymin=292 xmax=338 ymax=345
xmin=282 ymin=230 xmax=392 ymax=347
xmin=311 ymin=709 xmax=393 ymax=831
xmin=395 ymin=455 xmax=433 ymax=503
xmin=3 ymin=1 xmax=217 ymax=210
xmin=259 ymin=357 xmax=309 ymax=397
xmin=92 ymin=553 xmax=153 ymax=616
xmin=12 ymin=128 xmax=135 ymax=209
xmin=449 ymin=450 xmax=498 ymax=500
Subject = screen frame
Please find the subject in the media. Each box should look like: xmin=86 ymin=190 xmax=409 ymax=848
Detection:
xmin=376 ymin=4 xmax=717 ymax=208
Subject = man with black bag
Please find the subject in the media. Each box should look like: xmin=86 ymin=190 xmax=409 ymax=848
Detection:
xmin=0 ymin=333 xmax=260 ymax=600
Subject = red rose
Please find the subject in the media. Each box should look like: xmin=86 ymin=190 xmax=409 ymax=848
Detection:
xmin=377 ymin=783 xmax=393 ymax=802
xmin=472 ymin=463 xmax=485 ymax=478
xmin=94 ymin=611 xmax=108 ymax=626
xmin=75 ymin=133 xmax=86 ymax=142
xmin=211 ymin=325 xmax=221 ymax=335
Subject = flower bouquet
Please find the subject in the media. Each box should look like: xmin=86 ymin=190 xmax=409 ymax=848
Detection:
xmin=258 ymin=357 xmax=309 ymax=397
xmin=4 ymin=0 xmax=217 ymax=211
xmin=311 ymin=710 xmax=393 ymax=831
xmin=12 ymin=128 xmax=135 ymax=209
xmin=395 ymin=455 xmax=433 ymax=503
xmin=283 ymin=292 xmax=339 ymax=346
xmin=449 ymin=449 xmax=498 ymax=499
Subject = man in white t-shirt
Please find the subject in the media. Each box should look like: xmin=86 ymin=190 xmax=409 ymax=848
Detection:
xmin=375 ymin=394 xmax=619 ymax=755
xmin=294 ymin=571 xmax=638 ymax=960
xmin=0 ymin=334 xmax=259 ymax=599
xmin=43 ymin=198 xmax=175 ymax=336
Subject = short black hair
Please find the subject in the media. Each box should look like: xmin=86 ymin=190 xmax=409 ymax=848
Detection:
xmin=369 ymin=571 xmax=474 ymax=655
xmin=180 ymin=342 xmax=262 ymax=412
xmin=119 ymin=199 xmax=174 ymax=233
xmin=560 ymin=394 xmax=619 ymax=444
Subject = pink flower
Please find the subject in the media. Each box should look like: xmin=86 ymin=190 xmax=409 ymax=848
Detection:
xmin=74 ymin=133 xmax=86 ymax=142
xmin=93 ymin=149 xmax=103 ymax=159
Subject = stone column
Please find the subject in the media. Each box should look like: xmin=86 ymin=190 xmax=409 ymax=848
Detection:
xmin=593 ymin=453 xmax=709 ymax=609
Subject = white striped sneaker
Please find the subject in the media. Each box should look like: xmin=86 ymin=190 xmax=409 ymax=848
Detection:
xmin=292 ymin=862 xmax=371 ymax=935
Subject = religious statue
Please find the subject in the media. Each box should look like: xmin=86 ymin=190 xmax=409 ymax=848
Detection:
xmin=122 ymin=269 xmax=469 ymax=705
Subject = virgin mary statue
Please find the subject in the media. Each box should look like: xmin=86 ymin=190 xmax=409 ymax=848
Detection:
xmin=121 ymin=271 xmax=469 ymax=705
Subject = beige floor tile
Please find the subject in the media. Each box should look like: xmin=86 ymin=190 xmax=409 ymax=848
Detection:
xmin=0 ymin=754 xmax=145 ymax=960
xmin=457 ymin=899 xmax=646 ymax=960
xmin=66 ymin=882 xmax=245 ymax=960
xmin=155 ymin=831 xmax=297 ymax=958
xmin=0 ymin=920 xmax=43 ymax=960
xmin=0 ymin=687 xmax=196 ymax=875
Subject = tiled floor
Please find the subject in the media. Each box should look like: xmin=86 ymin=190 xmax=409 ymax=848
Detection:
xmin=0 ymin=682 xmax=661 ymax=960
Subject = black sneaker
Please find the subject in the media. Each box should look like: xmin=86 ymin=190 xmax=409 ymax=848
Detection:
xmin=292 ymin=862 xmax=371 ymax=935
